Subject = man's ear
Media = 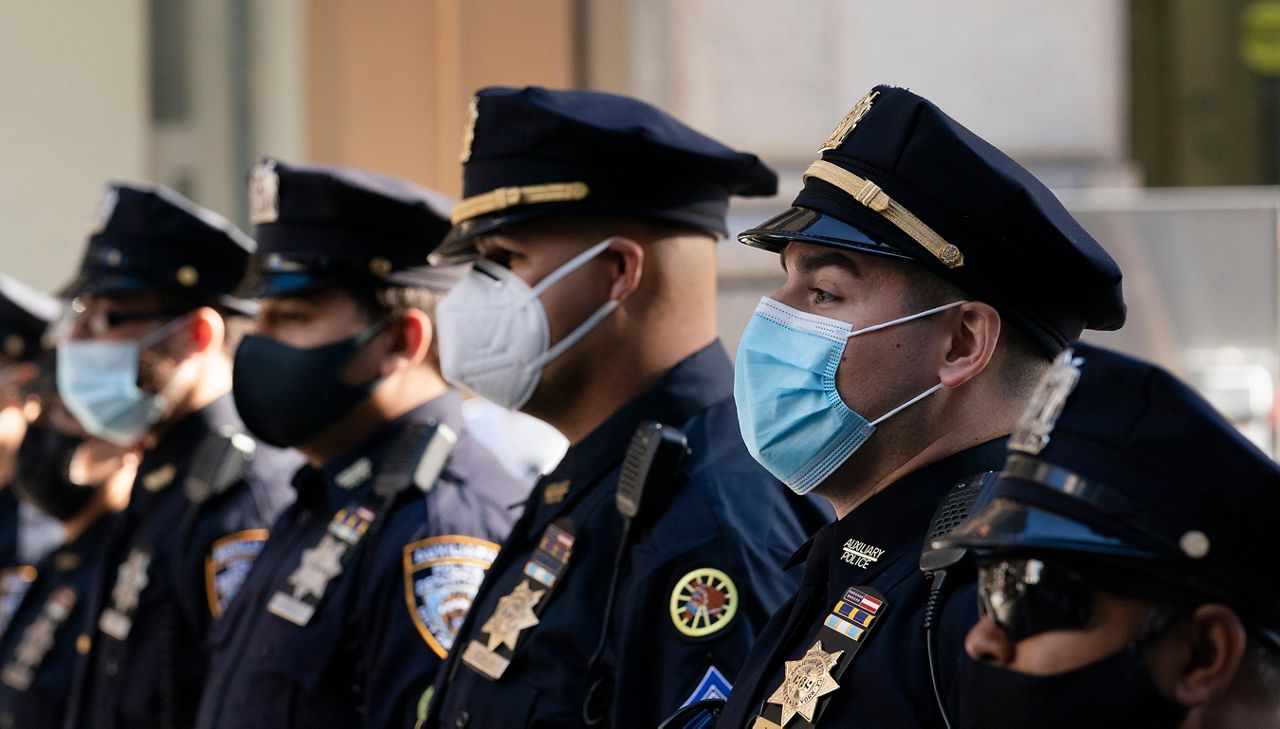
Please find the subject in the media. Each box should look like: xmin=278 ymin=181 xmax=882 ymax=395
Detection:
xmin=379 ymin=309 xmax=431 ymax=378
xmin=1165 ymin=603 xmax=1249 ymax=708
xmin=937 ymin=301 xmax=1000 ymax=389
xmin=186 ymin=307 xmax=225 ymax=356
xmin=604 ymin=236 xmax=644 ymax=303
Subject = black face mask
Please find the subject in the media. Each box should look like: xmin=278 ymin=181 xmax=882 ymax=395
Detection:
xmin=15 ymin=422 xmax=94 ymax=521
xmin=964 ymin=645 xmax=1188 ymax=729
xmin=232 ymin=322 xmax=387 ymax=449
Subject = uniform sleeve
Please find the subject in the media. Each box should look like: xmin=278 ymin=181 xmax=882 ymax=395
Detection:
xmin=360 ymin=529 xmax=499 ymax=729
xmin=608 ymin=540 xmax=765 ymax=729
xmin=177 ymin=485 xmax=279 ymax=636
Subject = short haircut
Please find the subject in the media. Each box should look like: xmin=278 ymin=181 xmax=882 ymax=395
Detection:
xmin=899 ymin=262 xmax=1050 ymax=398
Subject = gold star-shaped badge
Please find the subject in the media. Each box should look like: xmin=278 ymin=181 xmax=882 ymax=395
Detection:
xmin=766 ymin=640 xmax=844 ymax=726
xmin=481 ymin=580 xmax=545 ymax=652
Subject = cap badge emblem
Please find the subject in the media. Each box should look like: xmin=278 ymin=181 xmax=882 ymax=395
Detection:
xmin=87 ymin=187 xmax=119 ymax=236
xmin=1010 ymin=348 xmax=1084 ymax=454
xmin=459 ymin=96 xmax=479 ymax=163
xmin=819 ymin=89 xmax=880 ymax=154
xmin=249 ymin=160 xmax=280 ymax=225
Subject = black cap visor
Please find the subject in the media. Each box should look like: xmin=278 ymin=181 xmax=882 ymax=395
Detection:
xmin=934 ymin=496 xmax=1154 ymax=560
xmin=738 ymin=206 xmax=913 ymax=261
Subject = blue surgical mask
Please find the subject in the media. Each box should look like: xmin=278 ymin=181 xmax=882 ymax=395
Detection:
xmin=734 ymin=297 xmax=966 ymax=494
xmin=57 ymin=316 xmax=190 ymax=447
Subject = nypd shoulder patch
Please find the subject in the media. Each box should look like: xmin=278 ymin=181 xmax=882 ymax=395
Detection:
xmin=205 ymin=529 xmax=270 ymax=618
xmin=403 ymin=535 xmax=500 ymax=658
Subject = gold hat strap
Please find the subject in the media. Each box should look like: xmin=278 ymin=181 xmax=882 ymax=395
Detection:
xmin=451 ymin=182 xmax=591 ymax=225
xmin=802 ymin=160 xmax=964 ymax=268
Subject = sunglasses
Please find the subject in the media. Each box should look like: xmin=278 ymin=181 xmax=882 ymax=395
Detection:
xmin=977 ymin=558 xmax=1097 ymax=644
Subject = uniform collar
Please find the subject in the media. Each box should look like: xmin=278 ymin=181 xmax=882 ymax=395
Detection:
xmin=129 ymin=394 xmax=241 ymax=513
xmin=526 ymin=341 xmax=733 ymax=530
xmin=783 ymin=438 xmax=1008 ymax=594
xmin=296 ymin=389 xmax=467 ymax=508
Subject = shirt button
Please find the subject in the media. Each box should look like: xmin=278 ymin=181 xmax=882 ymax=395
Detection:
xmin=454 ymin=710 xmax=470 ymax=728
xmin=256 ymin=645 xmax=273 ymax=660
xmin=104 ymin=657 xmax=119 ymax=677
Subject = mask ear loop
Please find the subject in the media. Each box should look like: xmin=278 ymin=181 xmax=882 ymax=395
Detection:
xmin=845 ymin=300 xmax=968 ymax=339
xmin=850 ymin=300 xmax=968 ymax=427
xmin=529 ymin=236 xmax=620 ymax=298
xmin=525 ymin=236 xmax=625 ymax=370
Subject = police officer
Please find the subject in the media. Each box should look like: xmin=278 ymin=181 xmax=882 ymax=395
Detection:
xmin=934 ymin=342 xmax=1280 ymax=728
xmin=58 ymin=183 xmax=298 ymax=729
xmin=0 ymin=391 xmax=138 ymax=729
xmin=193 ymin=159 xmax=527 ymax=729
xmin=710 ymin=85 xmax=1128 ymax=728
xmin=0 ymin=273 xmax=63 ymax=634
xmin=423 ymin=86 xmax=830 ymax=729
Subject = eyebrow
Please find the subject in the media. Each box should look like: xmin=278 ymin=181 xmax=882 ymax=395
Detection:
xmin=781 ymin=250 xmax=860 ymax=277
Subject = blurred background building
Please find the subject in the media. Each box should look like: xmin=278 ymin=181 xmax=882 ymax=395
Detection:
xmin=3 ymin=0 xmax=1279 ymax=453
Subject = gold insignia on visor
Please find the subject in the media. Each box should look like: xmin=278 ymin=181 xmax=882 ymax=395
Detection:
xmin=819 ymin=90 xmax=880 ymax=154
xmin=669 ymin=568 xmax=738 ymax=638
xmin=1010 ymin=348 xmax=1083 ymax=454
xmin=803 ymin=160 xmax=964 ymax=268
xmin=451 ymin=182 xmax=590 ymax=225
xmin=766 ymin=640 xmax=844 ymax=726
xmin=249 ymin=160 xmax=280 ymax=224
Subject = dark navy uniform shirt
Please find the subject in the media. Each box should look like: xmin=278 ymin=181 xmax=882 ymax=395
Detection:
xmin=0 ymin=489 xmax=34 ymax=642
xmin=0 ymin=489 xmax=18 ymax=569
xmin=195 ymin=390 xmax=527 ymax=729
xmin=427 ymin=342 xmax=831 ymax=729
xmin=716 ymin=440 xmax=1006 ymax=729
xmin=66 ymin=395 xmax=297 ymax=729
xmin=0 ymin=514 xmax=114 ymax=729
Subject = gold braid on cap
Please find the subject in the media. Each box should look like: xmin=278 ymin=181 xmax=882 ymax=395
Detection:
xmin=802 ymin=160 xmax=964 ymax=268
xmin=451 ymin=182 xmax=590 ymax=225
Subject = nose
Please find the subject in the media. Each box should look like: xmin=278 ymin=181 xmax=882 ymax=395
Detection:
xmin=964 ymin=614 xmax=1015 ymax=666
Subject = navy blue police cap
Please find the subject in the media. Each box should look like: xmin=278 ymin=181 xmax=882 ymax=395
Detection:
xmin=936 ymin=342 xmax=1280 ymax=645
xmin=0 ymin=274 xmax=60 ymax=363
xmin=241 ymin=158 xmax=462 ymax=298
xmin=430 ymin=86 xmax=779 ymax=264
xmin=61 ymin=183 xmax=257 ymax=313
xmin=739 ymin=85 xmax=1126 ymax=355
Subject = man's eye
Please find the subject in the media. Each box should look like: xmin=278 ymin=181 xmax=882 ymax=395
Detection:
xmin=489 ymin=249 xmax=522 ymax=267
xmin=809 ymin=288 xmax=836 ymax=304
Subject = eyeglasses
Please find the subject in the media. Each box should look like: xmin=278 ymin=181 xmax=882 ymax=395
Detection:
xmin=63 ymin=298 xmax=193 ymax=339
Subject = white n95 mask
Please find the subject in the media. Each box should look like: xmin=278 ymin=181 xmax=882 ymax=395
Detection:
xmin=436 ymin=237 xmax=620 ymax=410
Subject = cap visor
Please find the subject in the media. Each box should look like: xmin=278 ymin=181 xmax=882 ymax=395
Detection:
xmin=737 ymin=206 xmax=913 ymax=259
xmin=433 ymin=210 xmax=551 ymax=265
xmin=933 ymin=497 xmax=1153 ymax=559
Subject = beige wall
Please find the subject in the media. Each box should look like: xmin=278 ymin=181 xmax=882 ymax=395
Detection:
xmin=305 ymin=0 xmax=579 ymax=197
xmin=0 ymin=1 xmax=149 ymax=292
